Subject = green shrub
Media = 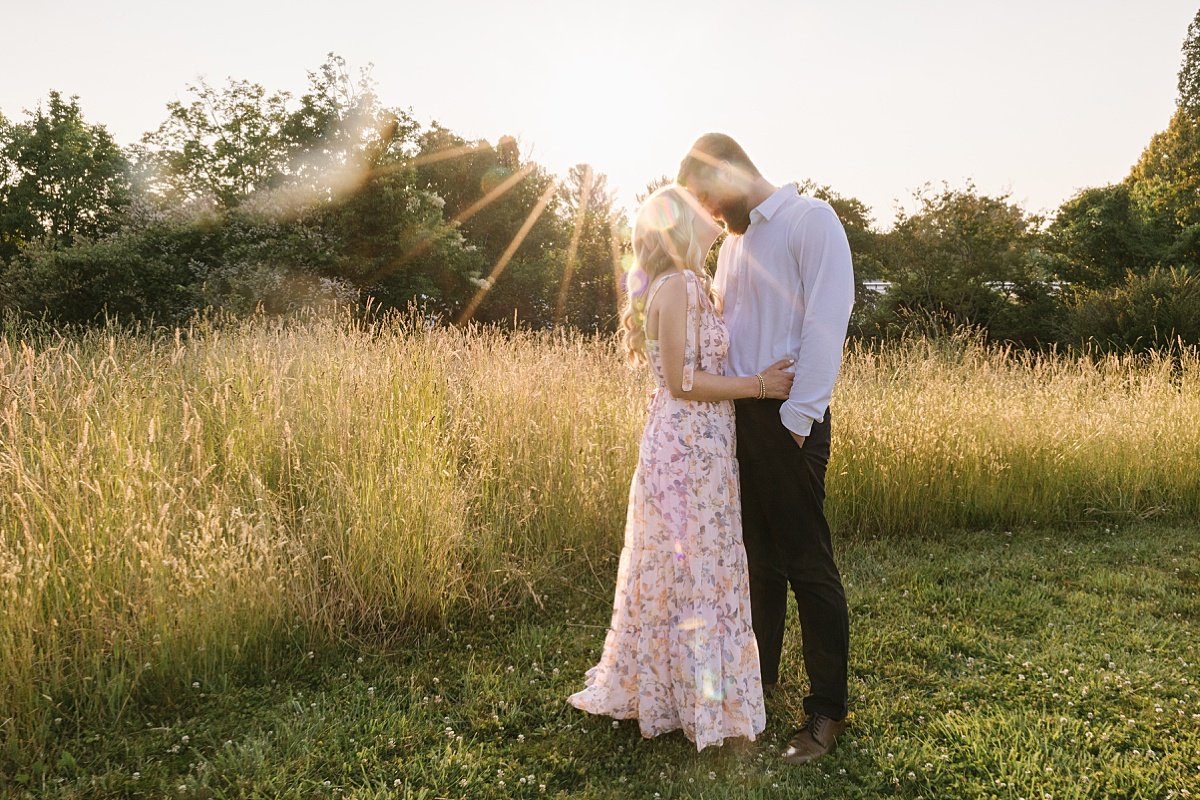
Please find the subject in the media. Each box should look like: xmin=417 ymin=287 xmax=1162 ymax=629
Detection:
xmin=1064 ymin=266 xmax=1200 ymax=351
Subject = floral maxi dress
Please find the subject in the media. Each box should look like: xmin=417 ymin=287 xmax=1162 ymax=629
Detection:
xmin=567 ymin=269 xmax=766 ymax=751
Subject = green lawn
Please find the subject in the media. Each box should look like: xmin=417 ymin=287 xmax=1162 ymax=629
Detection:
xmin=7 ymin=524 xmax=1198 ymax=799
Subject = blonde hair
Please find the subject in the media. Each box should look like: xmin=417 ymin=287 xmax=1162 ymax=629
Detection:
xmin=620 ymin=184 xmax=715 ymax=365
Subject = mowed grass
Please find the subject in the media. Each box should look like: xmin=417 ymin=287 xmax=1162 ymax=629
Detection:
xmin=7 ymin=524 xmax=1198 ymax=799
xmin=1 ymin=312 xmax=1199 ymax=795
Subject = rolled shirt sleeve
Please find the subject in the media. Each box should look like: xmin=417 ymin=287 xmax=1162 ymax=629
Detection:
xmin=779 ymin=206 xmax=855 ymax=437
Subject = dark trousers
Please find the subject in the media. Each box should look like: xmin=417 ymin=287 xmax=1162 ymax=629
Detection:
xmin=734 ymin=400 xmax=849 ymax=720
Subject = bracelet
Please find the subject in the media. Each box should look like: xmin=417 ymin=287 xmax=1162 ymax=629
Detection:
xmin=755 ymin=373 xmax=765 ymax=400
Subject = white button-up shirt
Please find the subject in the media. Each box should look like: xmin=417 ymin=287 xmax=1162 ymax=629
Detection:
xmin=713 ymin=183 xmax=855 ymax=437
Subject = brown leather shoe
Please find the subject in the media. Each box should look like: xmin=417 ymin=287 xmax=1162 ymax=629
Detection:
xmin=780 ymin=714 xmax=846 ymax=765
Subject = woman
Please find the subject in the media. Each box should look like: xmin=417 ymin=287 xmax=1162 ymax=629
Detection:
xmin=567 ymin=185 xmax=795 ymax=750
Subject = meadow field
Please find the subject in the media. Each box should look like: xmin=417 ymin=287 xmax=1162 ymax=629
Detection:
xmin=1 ymin=312 xmax=1198 ymax=797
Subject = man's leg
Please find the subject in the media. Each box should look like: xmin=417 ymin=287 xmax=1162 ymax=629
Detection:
xmin=784 ymin=410 xmax=849 ymax=720
xmin=734 ymin=400 xmax=789 ymax=688
xmin=744 ymin=405 xmax=849 ymax=720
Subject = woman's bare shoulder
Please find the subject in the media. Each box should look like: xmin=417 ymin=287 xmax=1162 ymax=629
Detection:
xmin=647 ymin=271 xmax=687 ymax=312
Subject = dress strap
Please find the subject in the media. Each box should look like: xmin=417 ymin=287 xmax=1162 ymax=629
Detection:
xmin=680 ymin=271 xmax=701 ymax=391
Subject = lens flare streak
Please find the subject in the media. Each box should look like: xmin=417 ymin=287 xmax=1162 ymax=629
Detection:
xmin=555 ymin=164 xmax=594 ymax=326
xmin=456 ymin=180 xmax=559 ymax=326
xmin=363 ymin=163 xmax=535 ymax=286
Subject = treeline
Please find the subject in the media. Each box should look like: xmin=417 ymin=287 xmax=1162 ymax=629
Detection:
xmin=822 ymin=9 xmax=1200 ymax=351
xmin=0 ymin=55 xmax=623 ymax=332
xmin=2 ymin=11 xmax=1200 ymax=351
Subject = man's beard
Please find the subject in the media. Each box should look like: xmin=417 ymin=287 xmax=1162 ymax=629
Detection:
xmin=715 ymin=196 xmax=752 ymax=235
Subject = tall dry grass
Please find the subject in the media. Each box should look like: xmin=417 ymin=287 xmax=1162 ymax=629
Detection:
xmin=2 ymin=314 xmax=1198 ymax=758
xmin=0 ymin=312 xmax=640 ymax=757
xmin=834 ymin=333 xmax=1200 ymax=534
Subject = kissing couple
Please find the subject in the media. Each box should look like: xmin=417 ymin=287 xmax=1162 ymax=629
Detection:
xmin=568 ymin=133 xmax=855 ymax=765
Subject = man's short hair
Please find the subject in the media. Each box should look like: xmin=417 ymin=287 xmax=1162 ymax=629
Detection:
xmin=677 ymin=133 xmax=762 ymax=186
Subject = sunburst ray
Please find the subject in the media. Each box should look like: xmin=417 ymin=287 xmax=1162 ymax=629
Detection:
xmin=456 ymin=180 xmax=558 ymax=326
xmin=555 ymin=165 xmax=594 ymax=326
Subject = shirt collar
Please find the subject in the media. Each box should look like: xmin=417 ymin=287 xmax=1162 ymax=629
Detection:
xmin=749 ymin=183 xmax=796 ymax=223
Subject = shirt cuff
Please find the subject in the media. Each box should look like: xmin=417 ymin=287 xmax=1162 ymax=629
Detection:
xmin=779 ymin=403 xmax=814 ymax=437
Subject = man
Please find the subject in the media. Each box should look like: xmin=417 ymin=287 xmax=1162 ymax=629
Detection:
xmin=677 ymin=133 xmax=855 ymax=765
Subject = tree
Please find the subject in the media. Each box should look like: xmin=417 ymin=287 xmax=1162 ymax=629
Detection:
xmin=269 ymin=55 xmax=421 ymax=217
xmin=873 ymin=183 xmax=1061 ymax=344
xmin=138 ymin=77 xmax=294 ymax=210
xmin=1047 ymin=183 xmax=1175 ymax=288
xmin=0 ymin=92 xmax=131 ymax=261
xmin=1120 ymin=11 xmax=1200 ymax=268
xmin=0 ymin=57 xmax=644 ymax=330
xmin=281 ymin=54 xmax=402 ymax=164
xmin=0 ymin=110 xmax=14 ymax=260
xmin=554 ymin=164 xmax=623 ymax=332
xmin=137 ymin=54 xmax=409 ymax=214
xmin=320 ymin=167 xmax=485 ymax=320
xmin=1179 ymin=9 xmax=1200 ymax=114
xmin=413 ymin=125 xmax=564 ymax=326
xmin=129 ymin=54 xmax=488 ymax=318
xmin=1128 ymin=110 xmax=1200 ymax=237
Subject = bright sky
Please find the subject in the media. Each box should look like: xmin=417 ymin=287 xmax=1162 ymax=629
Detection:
xmin=2 ymin=1 xmax=1194 ymax=226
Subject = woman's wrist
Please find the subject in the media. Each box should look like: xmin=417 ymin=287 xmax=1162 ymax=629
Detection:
xmin=744 ymin=374 xmax=763 ymax=400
